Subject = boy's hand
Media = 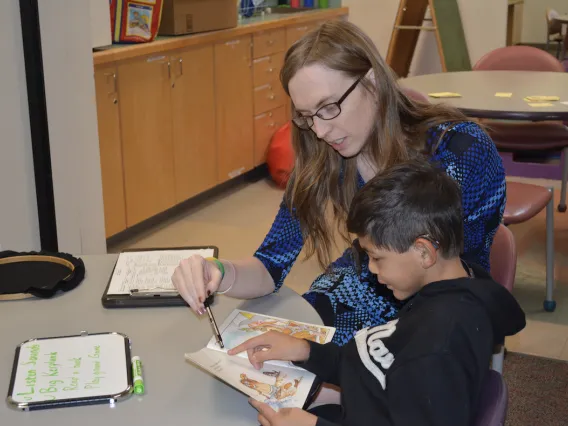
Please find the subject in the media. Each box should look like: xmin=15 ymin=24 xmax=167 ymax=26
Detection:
xmin=228 ymin=331 xmax=311 ymax=369
xmin=250 ymin=399 xmax=317 ymax=426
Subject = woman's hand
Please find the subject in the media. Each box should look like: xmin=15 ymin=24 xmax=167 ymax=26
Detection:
xmin=172 ymin=255 xmax=222 ymax=315
xmin=250 ymin=399 xmax=317 ymax=426
xmin=228 ymin=331 xmax=311 ymax=369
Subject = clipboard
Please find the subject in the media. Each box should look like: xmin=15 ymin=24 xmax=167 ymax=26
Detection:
xmin=7 ymin=332 xmax=132 ymax=411
xmin=101 ymin=246 xmax=219 ymax=308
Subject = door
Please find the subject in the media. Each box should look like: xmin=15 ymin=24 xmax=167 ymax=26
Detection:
xmin=118 ymin=55 xmax=176 ymax=226
xmin=170 ymin=45 xmax=217 ymax=202
xmin=94 ymin=66 xmax=127 ymax=237
xmin=214 ymin=36 xmax=254 ymax=182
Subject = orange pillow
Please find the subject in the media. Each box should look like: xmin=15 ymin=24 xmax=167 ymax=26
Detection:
xmin=267 ymin=122 xmax=294 ymax=189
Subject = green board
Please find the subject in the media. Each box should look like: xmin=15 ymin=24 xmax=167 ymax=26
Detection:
xmin=432 ymin=0 xmax=471 ymax=71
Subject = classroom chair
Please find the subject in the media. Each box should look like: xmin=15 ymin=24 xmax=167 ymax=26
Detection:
xmin=472 ymin=45 xmax=568 ymax=213
xmin=473 ymin=369 xmax=509 ymax=426
xmin=546 ymin=8 xmax=564 ymax=59
xmin=503 ymin=182 xmax=556 ymax=312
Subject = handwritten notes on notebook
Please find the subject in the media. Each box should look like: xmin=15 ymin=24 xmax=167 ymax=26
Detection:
xmin=9 ymin=333 xmax=129 ymax=404
xmin=107 ymin=249 xmax=215 ymax=295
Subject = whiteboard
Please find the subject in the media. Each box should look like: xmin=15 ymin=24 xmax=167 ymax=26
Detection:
xmin=8 ymin=332 xmax=131 ymax=409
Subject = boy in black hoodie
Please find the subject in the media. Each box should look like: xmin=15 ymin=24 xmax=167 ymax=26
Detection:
xmin=229 ymin=159 xmax=526 ymax=426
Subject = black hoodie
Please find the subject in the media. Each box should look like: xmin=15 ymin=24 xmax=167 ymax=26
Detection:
xmin=299 ymin=263 xmax=526 ymax=426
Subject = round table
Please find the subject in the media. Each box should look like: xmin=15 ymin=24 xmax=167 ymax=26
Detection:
xmin=399 ymin=70 xmax=568 ymax=121
xmin=0 ymin=255 xmax=323 ymax=426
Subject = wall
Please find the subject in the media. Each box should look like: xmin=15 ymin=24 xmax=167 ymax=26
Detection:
xmin=341 ymin=0 xmax=507 ymax=75
xmin=38 ymin=0 xmax=107 ymax=254
xmin=90 ymin=0 xmax=112 ymax=48
xmin=0 ymin=2 xmax=40 ymax=251
xmin=521 ymin=0 xmax=568 ymax=43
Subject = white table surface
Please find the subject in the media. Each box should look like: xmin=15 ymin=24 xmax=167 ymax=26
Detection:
xmin=0 ymin=255 xmax=323 ymax=425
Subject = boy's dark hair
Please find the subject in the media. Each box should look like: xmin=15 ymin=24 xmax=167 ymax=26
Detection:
xmin=347 ymin=159 xmax=463 ymax=258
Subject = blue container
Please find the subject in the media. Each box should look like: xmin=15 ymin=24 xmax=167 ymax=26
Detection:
xmin=303 ymin=0 xmax=314 ymax=7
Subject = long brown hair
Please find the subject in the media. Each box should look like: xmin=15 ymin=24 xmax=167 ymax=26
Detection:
xmin=281 ymin=20 xmax=469 ymax=270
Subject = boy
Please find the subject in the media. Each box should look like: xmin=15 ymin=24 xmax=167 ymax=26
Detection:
xmin=229 ymin=159 xmax=526 ymax=426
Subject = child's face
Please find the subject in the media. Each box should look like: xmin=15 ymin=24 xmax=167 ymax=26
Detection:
xmin=358 ymin=235 xmax=426 ymax=301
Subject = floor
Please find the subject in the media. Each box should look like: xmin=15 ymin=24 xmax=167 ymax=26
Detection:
xmin=110 ymin=175 xmax=568 ymax=361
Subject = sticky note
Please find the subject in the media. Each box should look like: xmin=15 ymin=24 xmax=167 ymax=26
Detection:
xmin=528 ymin=102 xmax=554 ymax=107
xmin=524 ymin=96 xmax=560 ymax=102
xmin=495 ymin=92 xmax=513 ymax=98
xmin=428 ymin=92 xmax=462 ymax=98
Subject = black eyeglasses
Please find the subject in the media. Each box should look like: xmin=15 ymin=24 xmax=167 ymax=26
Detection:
xmin=292 ymin=74 xmax=365 ymax=130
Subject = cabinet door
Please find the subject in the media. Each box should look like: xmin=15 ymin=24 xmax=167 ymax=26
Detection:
xmin=214 ymin=36 xmax=254 ymax=181
xmin=94 ymin=66 xmax=127 ymax=237
xmin=254 ymin=106 xmax=287 ymax=166
xmin=118 ymin=55 xmax=176 ymax=226
xmin=170 ymin=46 xmax=217 ymax=202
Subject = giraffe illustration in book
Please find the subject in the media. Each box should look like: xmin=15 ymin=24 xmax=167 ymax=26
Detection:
xmin=239 ymin=371 xmax=302 ymax=403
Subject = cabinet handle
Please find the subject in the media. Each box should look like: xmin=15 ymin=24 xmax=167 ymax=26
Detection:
xmin=269 ymin=122 xmax=275 ymax=127
xmin=179 ymin=58 xmax=184 ymax=76
xmin=267 ymin=68 xmax=274 ymax=73
xmin=104 ymin=72 xmax=117 ymax=95
xmin=269 ymin=94 xmax=275 ymax=100
xmin=268 ymin=39 xmax=274 ymax=45
xmin=167 ymin=61 xmax=172 ymax=80
xmin=297 ymin=26 xmax=308 ymax=31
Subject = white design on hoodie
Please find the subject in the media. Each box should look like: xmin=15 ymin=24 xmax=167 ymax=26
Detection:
xmin=355 ymin=319 xmax=398 ymax=390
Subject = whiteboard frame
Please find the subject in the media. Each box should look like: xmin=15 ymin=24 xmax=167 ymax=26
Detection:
xmin=6 ymin=331 xmax=133 ymax=411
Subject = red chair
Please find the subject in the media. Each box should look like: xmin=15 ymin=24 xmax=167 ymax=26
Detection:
xmin=473 ymin=45 xmax=568 ymax=213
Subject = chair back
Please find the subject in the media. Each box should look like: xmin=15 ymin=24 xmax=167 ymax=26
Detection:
xmin=473 ymin=369 xmax=509 ymax=426
xmin=547 ymin=8 xmax=562 ymax=35
xmin=473 ymin=45 xmax=565 ymax=72
xmin=489 ymin=224 xmax=516 ymax=293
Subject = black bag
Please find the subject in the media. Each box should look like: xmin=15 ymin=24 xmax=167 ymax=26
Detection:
xmin=0 ymin=250 xmax=85 ymax=298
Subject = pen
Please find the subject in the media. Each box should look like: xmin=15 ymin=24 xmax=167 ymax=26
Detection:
xmin=204 ymin=294 xmax=224 ymax=348
xmin=132 ymin=356 xmax=145 ymax=395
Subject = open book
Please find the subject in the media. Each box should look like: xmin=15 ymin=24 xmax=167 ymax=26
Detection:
xmin=185 ymin=309 xmax=336 ymax=410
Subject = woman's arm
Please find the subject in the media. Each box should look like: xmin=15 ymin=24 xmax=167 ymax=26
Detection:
xmin=432 ymin=122 xmax=506 ymax=271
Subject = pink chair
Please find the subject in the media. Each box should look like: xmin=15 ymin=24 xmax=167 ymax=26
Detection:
xmin=473 ymin=45 xmax=568 ymax=213
xmin=473 ymin=370 xmax=509 ymax=426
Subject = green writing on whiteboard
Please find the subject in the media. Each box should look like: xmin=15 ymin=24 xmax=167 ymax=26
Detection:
xmin=43 ymin=352 xmax=60 ymax=377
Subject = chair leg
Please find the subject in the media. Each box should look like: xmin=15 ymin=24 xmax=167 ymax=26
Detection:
xmin=492 ymin=346 xmax=504 ymax=374
xmin=544 ymin=188 xmax=556 ymax=312
xmin=557 ymin=41 xmax=562 ymax=59
xmin=559 ymin=147 xmax=568 ymax=212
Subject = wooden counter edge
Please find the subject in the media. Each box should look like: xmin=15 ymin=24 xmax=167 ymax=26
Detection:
xmin=93 ymin=7 xmax=349 ymax=66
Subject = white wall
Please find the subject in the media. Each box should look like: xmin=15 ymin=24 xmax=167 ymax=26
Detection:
xmin=38 ymin=0 xmax=107 ymax=254
xmin=342 ymin=0 xmax=508 ymax=75
xmin=522 ymin=0 xmax=568 ymax=43
xmin=90 ymin=0 xmax=112 ymax=48
xmin=0 ymin=2 xmax=41 ymax=251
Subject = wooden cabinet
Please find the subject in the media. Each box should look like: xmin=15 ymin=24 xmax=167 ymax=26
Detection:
xmin=214 ymin=36 xmax=254 ymax=182
xmin=94 ymin=66 xmax=127 ymax=238
xmin=118 ymin=55 xmax=176 ymax=226
xmin=93 ymin=9 xmax=348 ymax=237
xmin=253 ymin=29 xmax=286 ymax=58
xmin=170 ymin=45 xmax=217 ymax=202
xmin=254 ymin=106 xmax=287 ymax=166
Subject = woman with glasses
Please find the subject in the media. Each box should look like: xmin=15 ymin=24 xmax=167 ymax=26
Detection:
xmin=172 ymin=21 xmax=506 ymax=347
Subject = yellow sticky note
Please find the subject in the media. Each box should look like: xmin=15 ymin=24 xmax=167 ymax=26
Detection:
xmin=524 ymin=95 xmax=560 ymax=102
xmin=495 ymin=92 xmax=512 ymax=98
xmin=428 ymin=92 xmax=462 ymax=98
xmin=528 ymin=102 xmax=554 ymax=107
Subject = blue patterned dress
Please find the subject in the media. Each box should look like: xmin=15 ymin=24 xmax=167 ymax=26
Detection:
xmin=253 ymin=122 xmax=506 ymax=345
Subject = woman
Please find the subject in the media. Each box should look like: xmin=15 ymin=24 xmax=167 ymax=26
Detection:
xmin=172 ymin=20 xmax=506 ymax=346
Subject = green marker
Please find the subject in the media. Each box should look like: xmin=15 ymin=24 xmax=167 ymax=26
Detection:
xmin=131 ymin=356 xmax=144 ymax=395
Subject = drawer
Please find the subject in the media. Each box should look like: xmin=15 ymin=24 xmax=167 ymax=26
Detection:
xmin=253 ymin=52 xmax=285 ymax=87
xmin=253 ymin=28 xmax=286 ymax=58
xmin=286 ymin=23 xmax=317 ymax=49
xmin=254 ymin=106 xmax=287 ymax=166
xmin=254 ymin=82 xmax=286 ymax=115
